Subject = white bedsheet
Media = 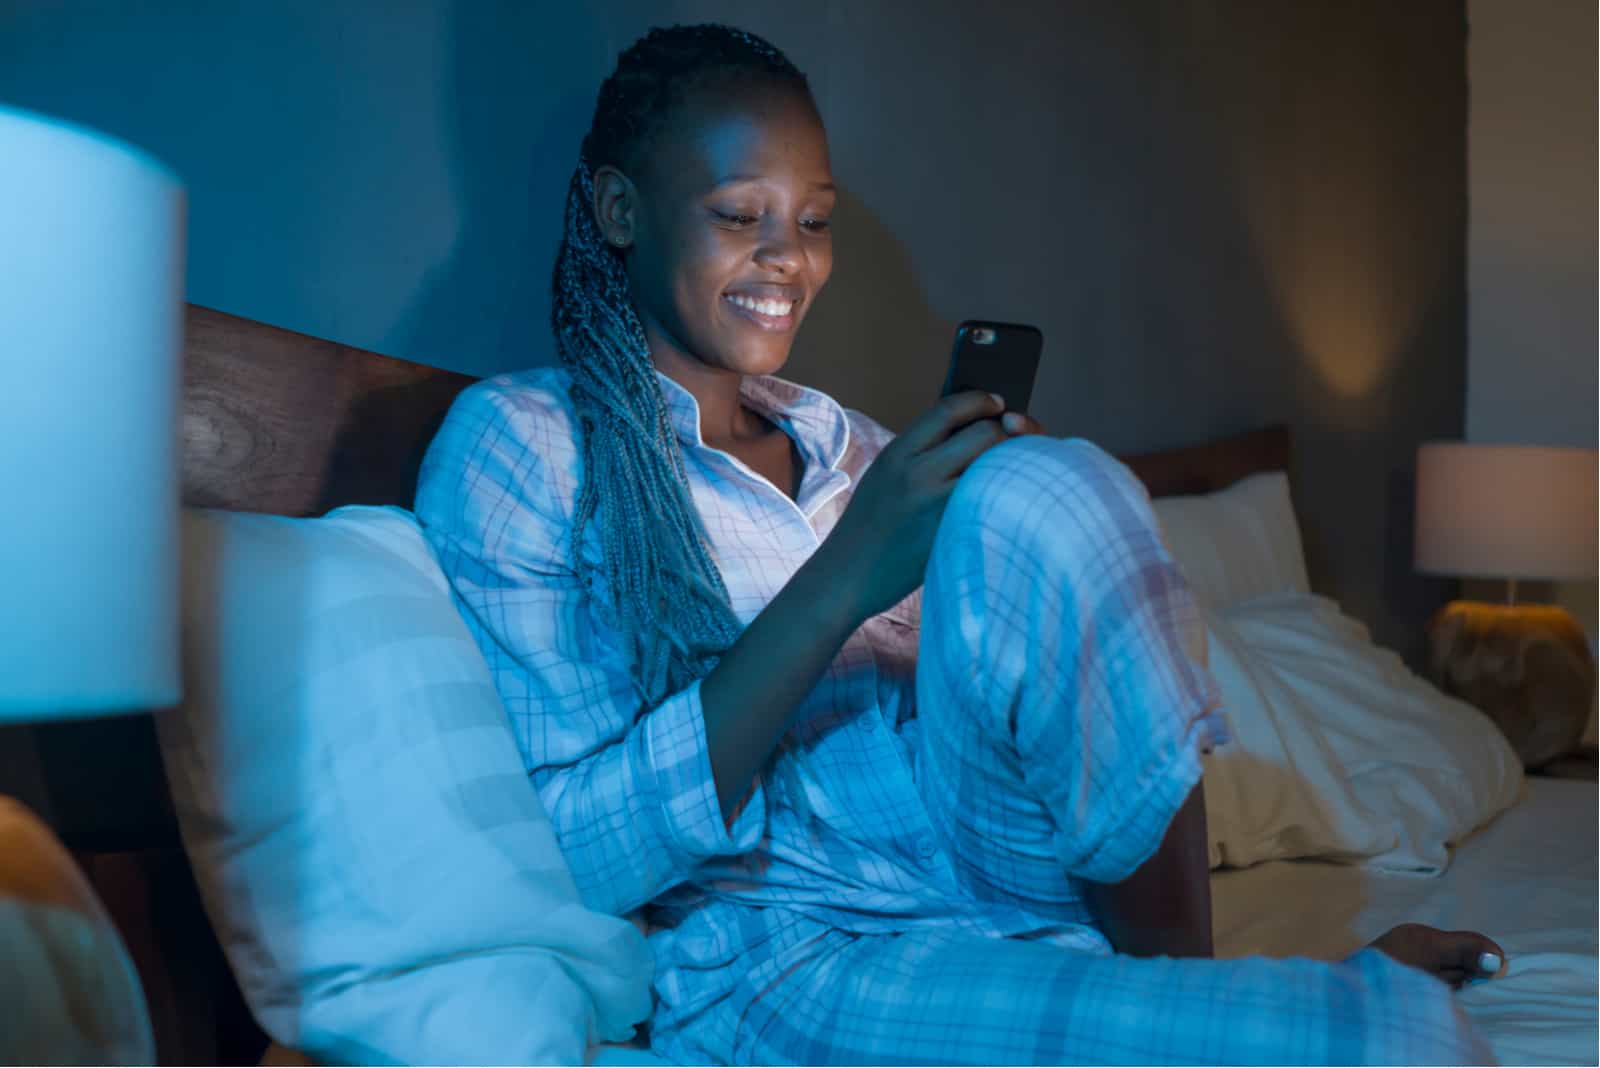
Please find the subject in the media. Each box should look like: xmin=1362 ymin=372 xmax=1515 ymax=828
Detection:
xmin=1214 ymin=777 xmax=1598 ymax=1066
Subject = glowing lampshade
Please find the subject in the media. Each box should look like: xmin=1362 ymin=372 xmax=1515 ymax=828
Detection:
xmin=1415 ymin=443 xmax=1598 ymax=581
xmin=0 ymin=103 xmax=186 ymax=721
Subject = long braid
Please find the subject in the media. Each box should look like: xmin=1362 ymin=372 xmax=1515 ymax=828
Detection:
xmin=551 ymin=25 xmax=815 ymax=709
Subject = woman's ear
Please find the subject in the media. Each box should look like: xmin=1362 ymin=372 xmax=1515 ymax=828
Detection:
xmin=591 ymin=164 xmax=637 ymax=249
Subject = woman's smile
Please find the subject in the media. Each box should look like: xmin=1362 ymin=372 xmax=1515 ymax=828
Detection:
xmin=722 ymin=285 xmax=803 ymax=332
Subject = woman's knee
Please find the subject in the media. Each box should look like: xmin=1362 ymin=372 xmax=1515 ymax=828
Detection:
xmin=943 ymin=435 xmax=1158 ymax=556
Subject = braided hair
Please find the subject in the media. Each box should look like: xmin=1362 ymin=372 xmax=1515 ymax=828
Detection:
xmin=551 ymin=25 xmax=817 ymax=710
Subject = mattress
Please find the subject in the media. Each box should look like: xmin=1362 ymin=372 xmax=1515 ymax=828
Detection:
xmin=1212 ymin=776 xmax=1598 ymax=1066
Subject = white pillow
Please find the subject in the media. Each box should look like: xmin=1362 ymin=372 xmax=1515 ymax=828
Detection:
xmin=157 ymin=506 xmax=653 ymax=1066
xmin=1201 ymin=592 xmax=1524 ymax=873
xmin=1151 ymin=471 xmax=1311 ymax=610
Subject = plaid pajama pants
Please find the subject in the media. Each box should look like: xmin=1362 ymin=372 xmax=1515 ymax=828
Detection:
xmin=689 ymin=437 xmax=1493 ymax=1066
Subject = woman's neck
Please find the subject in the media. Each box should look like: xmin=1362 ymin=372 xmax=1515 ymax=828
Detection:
xmin=650 ymin=344 xmax=766 ymax=447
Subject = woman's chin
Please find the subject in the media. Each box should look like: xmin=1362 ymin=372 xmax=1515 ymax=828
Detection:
xmin=743 ymin=349 xmax=795 ymax=378
xmin=712 ymin=337 xmax=797 ymax=378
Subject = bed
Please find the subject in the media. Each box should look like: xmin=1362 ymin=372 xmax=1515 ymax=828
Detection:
xmin=60 ymin=304 xmax=1594 ymax=1064
xmin=1212 ymin=777 xmax=1596 ymax=1065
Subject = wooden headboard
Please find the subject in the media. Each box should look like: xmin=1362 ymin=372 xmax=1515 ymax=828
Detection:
xmin=178 ymin=304 xmax=1288 ymax=514
xmin=183 ymin=305 xmax=475 ymax=516
xmin=62 ymin=304 xmax=1291 ymax=1062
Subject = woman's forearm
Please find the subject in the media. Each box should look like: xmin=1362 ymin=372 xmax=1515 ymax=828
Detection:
xmin=700 ymin=554 xmax=864 ymax=821
xmin=1083 ymin=781 xmax=1214 ymax=958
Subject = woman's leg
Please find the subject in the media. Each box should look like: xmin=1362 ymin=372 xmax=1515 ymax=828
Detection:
xmin=730 ymin=928 xmax=1492 ymax=1066
xmin=886 ymin=435 xmax=1490 ymax=1061
xmin=915 ymin=435 xmax=1223 ymax=918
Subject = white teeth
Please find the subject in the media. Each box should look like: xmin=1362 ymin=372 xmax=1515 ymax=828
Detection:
xmin=726 ymin=293 xmax=795 ymax=317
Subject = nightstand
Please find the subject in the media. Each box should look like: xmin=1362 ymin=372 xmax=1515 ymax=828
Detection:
xmin=1531 ymin=745 xmax=1599 ymax=782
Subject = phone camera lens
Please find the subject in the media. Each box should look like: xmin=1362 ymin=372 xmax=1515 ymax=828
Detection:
xmin=972 ymin=328 xmax=996 ymax=345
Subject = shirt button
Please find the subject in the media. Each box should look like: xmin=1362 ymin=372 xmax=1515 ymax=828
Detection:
xmin=914 ymin=835 xmax=937 ymax=863
xmin=860 ymin=713 xmax=878 ymax=732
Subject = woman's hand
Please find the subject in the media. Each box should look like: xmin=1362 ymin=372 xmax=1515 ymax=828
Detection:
xmin=1368 ymin=923 xmax=1506 ymax=989
xmin=809 ymin=390 xmax=1044 ymax=628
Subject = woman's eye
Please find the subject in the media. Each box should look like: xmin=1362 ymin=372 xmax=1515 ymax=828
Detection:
xmin=801 ymin=218 xmax=831 ymax=234
xmin=715 ymin=211 xmax=758 ymax=226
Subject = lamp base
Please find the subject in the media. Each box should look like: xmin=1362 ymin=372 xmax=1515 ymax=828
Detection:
xmin=1426 ymin=601 xmax=1596 ymax=769
xmin=0 ymin=796 xmax=155 ymax=1063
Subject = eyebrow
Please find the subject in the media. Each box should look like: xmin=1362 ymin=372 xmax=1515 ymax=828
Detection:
xmin=714 ymin=173 xmax=836 ymax=193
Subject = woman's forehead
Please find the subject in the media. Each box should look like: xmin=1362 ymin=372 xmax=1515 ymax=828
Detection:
xmin=647 ymin=88 xmax=831 ymax=196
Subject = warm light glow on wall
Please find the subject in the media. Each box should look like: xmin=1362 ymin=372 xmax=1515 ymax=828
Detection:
xmin=1232 ymin=93 xmax=1452 ymax=412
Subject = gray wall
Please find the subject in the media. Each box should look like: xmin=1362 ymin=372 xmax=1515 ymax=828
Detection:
xmin=1465 ymin=0 xmax=1597 ymax=639
xmin=0 ymin=0 xmax=1470 ymax=660
xmin=1467 ymin=0 xmax=1597 ymax=451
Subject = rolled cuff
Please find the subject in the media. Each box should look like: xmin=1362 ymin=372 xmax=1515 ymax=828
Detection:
xmin=642 ymin=679 xmax=767 ymax=860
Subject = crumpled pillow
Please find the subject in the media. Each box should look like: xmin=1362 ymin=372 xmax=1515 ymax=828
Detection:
xmin=1201 ymin=592 xmax=1524 ymax=873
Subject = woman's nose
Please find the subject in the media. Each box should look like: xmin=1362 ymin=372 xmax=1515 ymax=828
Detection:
xmin=753 ymin=225 xmax=803 ymax=274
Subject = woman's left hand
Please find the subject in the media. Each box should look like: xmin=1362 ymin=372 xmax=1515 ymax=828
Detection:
xmin=1368 ymin=923 xmax=1506 ymax=989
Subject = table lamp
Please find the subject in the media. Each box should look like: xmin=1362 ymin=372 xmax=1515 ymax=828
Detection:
xmin=1415 ymin=442 xmax=1599 ymax=768
xmin=0 ymin=100 xmax=185 ymax=1063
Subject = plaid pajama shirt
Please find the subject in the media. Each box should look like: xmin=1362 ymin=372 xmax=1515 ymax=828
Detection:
xmin=416 ymin=367 xmax=1492 ymax=1066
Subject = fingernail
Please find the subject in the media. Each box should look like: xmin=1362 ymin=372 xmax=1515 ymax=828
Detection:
xmin=989 ymin=392 xmax=1005 ymax=409
xmin=1002 ymin=412 xmax=1025 ymax=433
xmin=1479 ymin=951 xmax=1502 ymax=974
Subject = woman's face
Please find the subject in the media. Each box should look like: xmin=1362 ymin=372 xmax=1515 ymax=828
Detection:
xmin=605 ymin=85 xmax=836 ymax=380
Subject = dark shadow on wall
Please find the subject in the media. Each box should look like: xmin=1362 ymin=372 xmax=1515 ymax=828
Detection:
xmin=783 ymin=184 xmax=951 ymax=433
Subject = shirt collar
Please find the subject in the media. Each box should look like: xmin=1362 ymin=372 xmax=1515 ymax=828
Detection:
xmin=653 ymin=368 xmax=852 ymax=474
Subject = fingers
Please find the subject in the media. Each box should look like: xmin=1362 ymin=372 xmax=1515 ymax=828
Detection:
xmin=922 ymin=413 xmax=1009 ymax=482
xmin=898 ymin=391 xmax=1005 ymax=454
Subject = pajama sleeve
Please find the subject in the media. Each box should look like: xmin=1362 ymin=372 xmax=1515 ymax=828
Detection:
xmin=414 ymin=379 xmax=767 ymax=917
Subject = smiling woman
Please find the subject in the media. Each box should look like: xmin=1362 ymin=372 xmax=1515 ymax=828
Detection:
xmin=547 ymin=27 xmax=832 ymax=706
xmin=412 ymin=22 xmax=1500 ymax=1067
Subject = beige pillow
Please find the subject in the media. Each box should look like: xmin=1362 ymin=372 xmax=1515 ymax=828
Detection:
xmin=1151 ymin=471 xmax=1311 ymax=610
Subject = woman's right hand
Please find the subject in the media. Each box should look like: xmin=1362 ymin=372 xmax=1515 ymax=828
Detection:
xmin=703 ymin=391 xmax=1039 ymax=818
xmin=809 ymin=390 xmax=1042 ymax=628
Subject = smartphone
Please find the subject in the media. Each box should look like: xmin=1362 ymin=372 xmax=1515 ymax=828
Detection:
xmin=938 ymin=320 xmax=1043 ymax=414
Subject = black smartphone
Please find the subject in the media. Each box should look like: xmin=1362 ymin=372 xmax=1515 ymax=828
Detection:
xmin=938 ymin=320 xmax=1043 ymax=414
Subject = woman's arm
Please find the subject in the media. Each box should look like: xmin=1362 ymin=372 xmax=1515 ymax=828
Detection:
xmin=417 ymin=381 xmax=781 ymax=915
xmin=700 ymin=555 xmax=862 ymax=820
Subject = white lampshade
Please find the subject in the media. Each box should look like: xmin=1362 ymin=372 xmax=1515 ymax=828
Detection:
xmin=0 ymin=104 xmax=186 ymax=722
xmin=1415 ymin=442 xmax=1599 ymax=581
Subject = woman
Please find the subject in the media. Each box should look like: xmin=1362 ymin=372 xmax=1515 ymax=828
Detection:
xmin=416 ymin=23 xmax=1501 ymax=1065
